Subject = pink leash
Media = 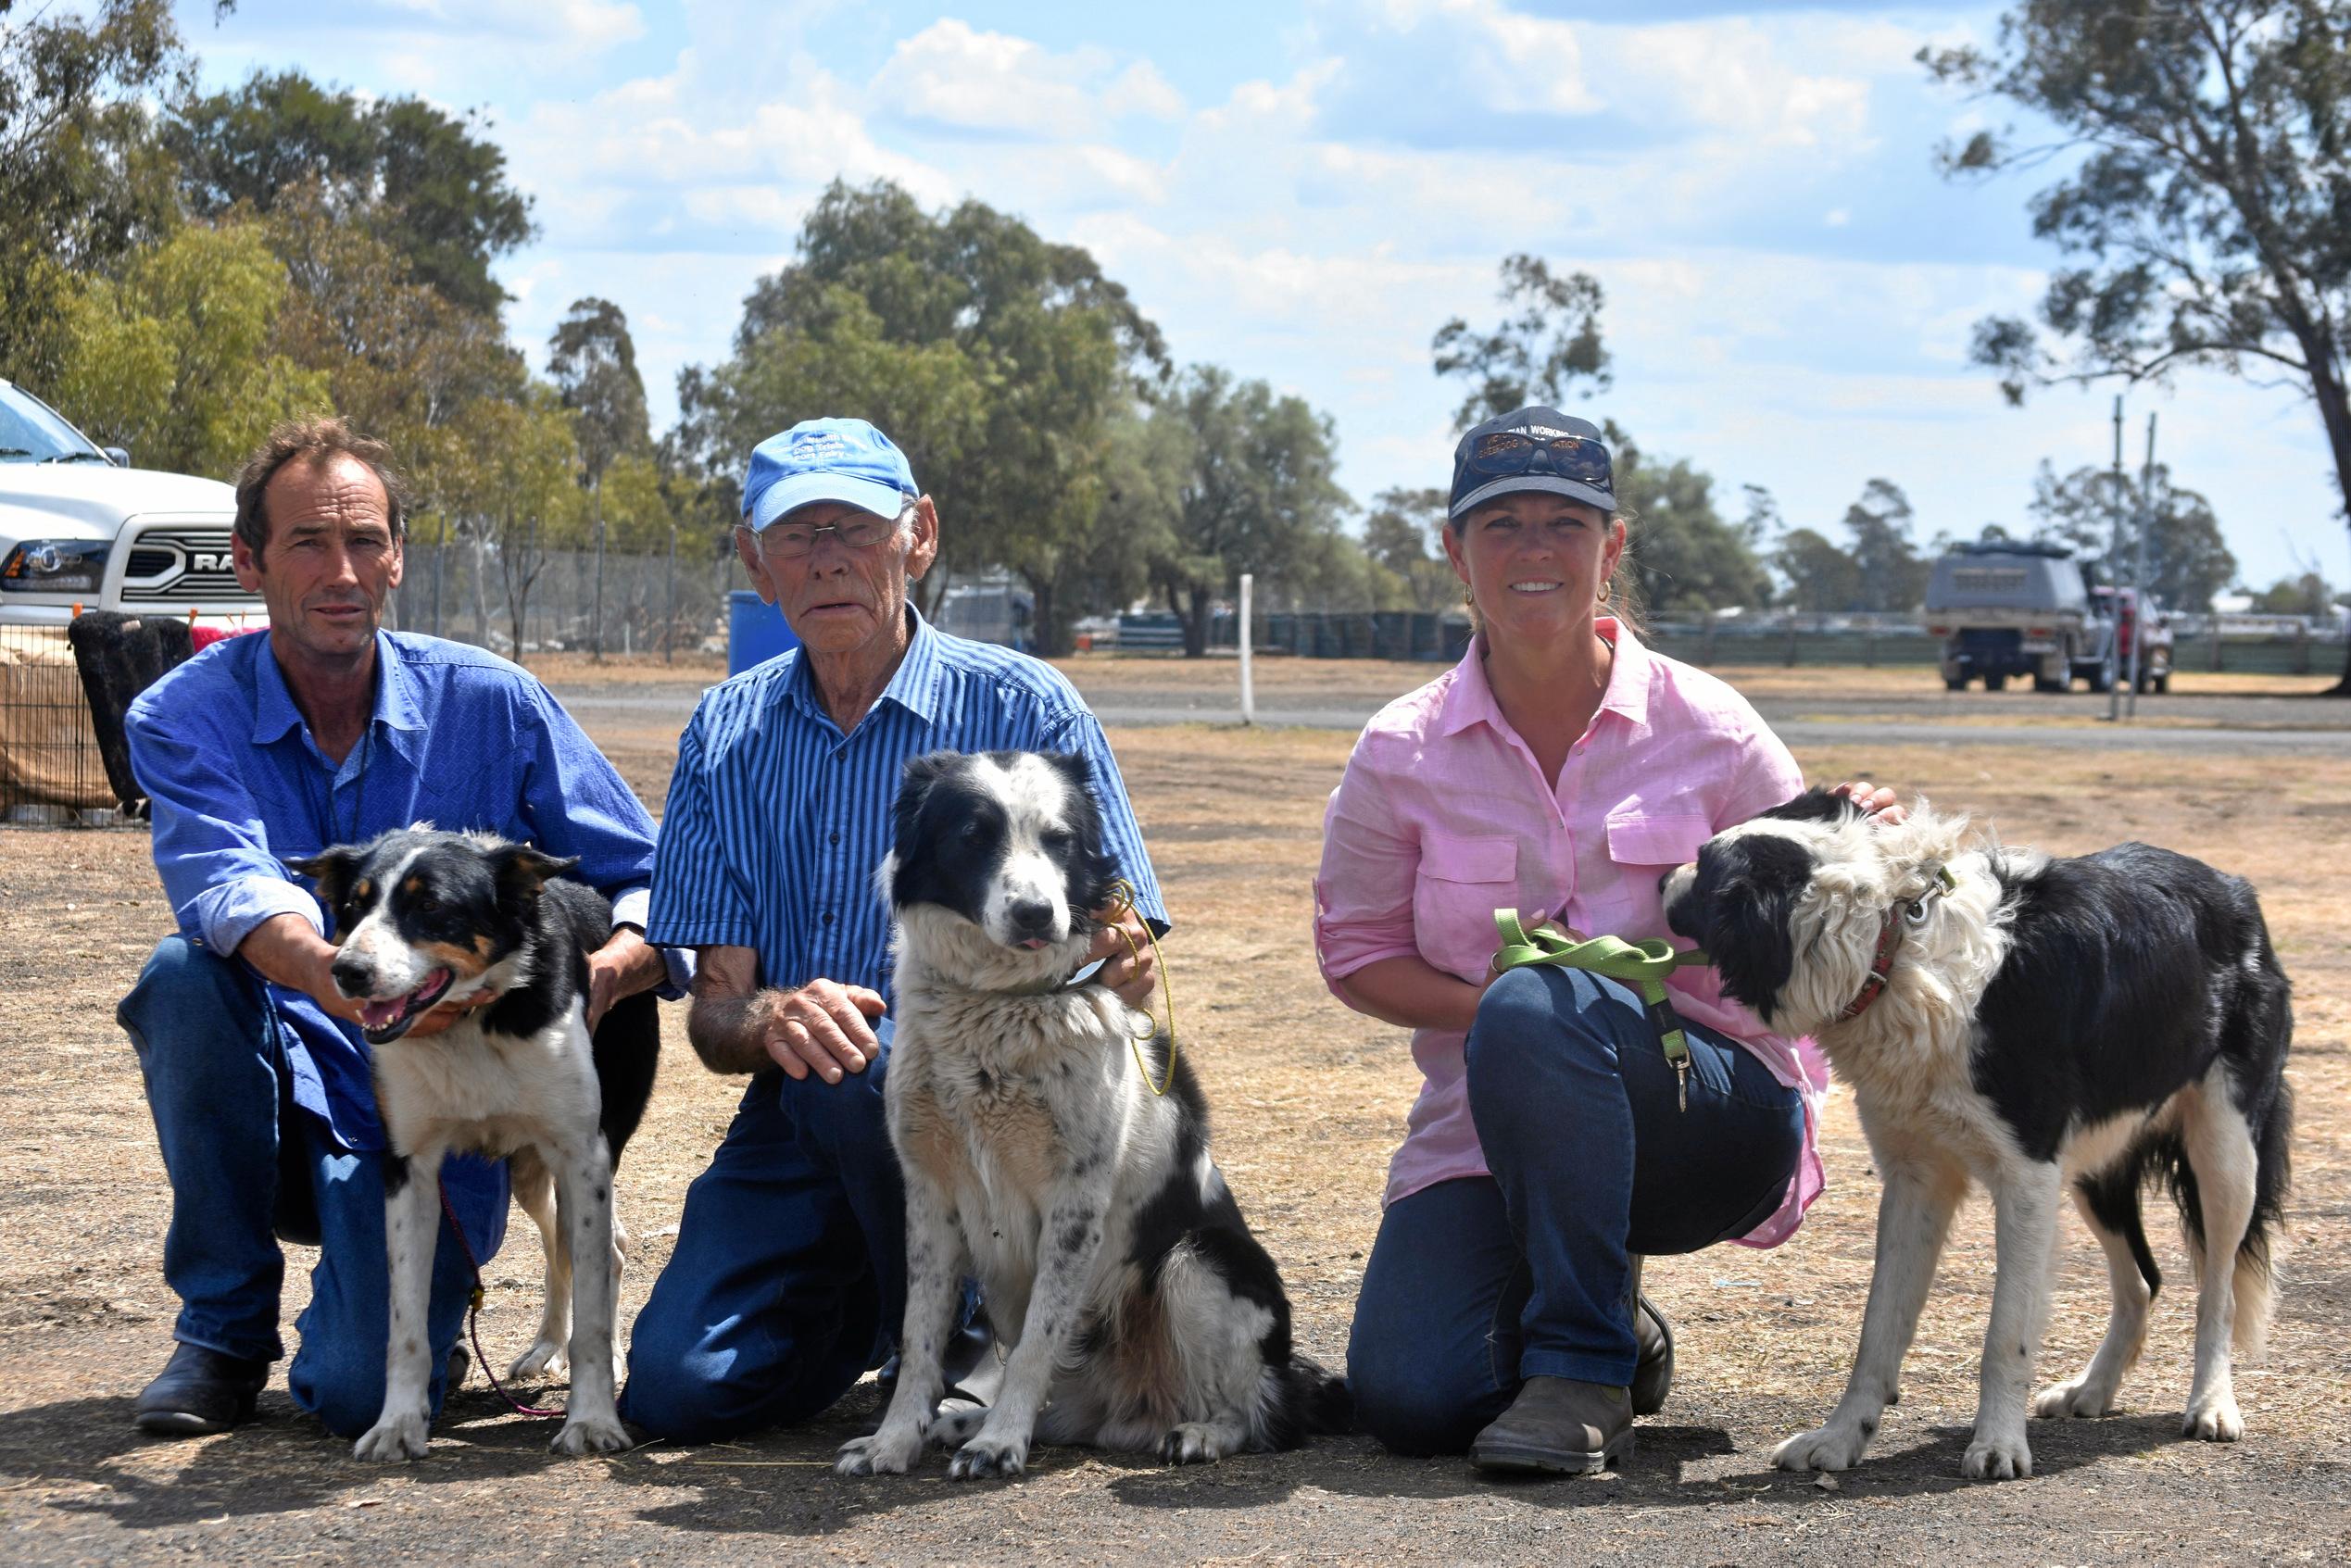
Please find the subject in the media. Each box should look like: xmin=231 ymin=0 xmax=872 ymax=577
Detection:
xmin=436 ymin=1179 xmax=566 ymax=1419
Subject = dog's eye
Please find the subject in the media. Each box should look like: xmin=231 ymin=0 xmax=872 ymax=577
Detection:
xmin=1041 ymin=829 xmax=1074 ymax=852
xmin=412 ymin=894 xmax=442 ymax=914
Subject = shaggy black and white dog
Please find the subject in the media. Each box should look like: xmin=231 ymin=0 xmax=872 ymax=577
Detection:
xmin=294 ymin=828 xmax=660 ymax=1461
xmin=1662 ymin=789 xmax=2293 ymax=1481
xmin=835 ymin=750 xmax=1347 ymax=1482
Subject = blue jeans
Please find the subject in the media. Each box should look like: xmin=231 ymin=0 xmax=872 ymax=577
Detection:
xmin=119 ymin=937 xmax=509 ymax=1437
xmin=1348 ymin=965 xmax=1805 ymax=1455
xmin=620 ymin=1018 xmax=910 ymax=1440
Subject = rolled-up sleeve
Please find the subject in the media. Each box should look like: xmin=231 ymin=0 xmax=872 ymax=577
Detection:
xmin=128 ymin=698 xmax=323 ymax=954
xmin=1313 ymin=738 xmax=1423 ymax=993
xmin=1715 ymin=715 xmax=1806 ymax=831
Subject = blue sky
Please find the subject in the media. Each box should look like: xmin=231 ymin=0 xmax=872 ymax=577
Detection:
xmin=172 ymin=0 xmax=2347 ymax=590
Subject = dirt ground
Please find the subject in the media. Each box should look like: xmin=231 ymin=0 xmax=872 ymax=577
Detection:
xmin=2 ymin=664 xmax=2347 ymax=1566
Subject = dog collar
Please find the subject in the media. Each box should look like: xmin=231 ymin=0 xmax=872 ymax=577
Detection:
xmin=1836 ymin=861 xmax=1956 ymax=1022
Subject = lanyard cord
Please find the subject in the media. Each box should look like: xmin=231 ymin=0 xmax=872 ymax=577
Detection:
xmin=1490 ymin=909 xmax=1713 ymax=1109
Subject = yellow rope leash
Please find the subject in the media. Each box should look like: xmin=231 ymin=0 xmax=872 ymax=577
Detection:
xmin=1101 ymin=878 xmax=1176 ymax=1097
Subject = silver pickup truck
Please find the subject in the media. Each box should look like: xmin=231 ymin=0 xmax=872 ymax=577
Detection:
xmin=1 ymin=379 xmax=258 ymax=630
xmin=1924 ymin=541 xmax=2169 ymax=693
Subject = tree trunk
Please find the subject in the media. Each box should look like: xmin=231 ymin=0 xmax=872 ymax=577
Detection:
xmin=1030 ymin=576 xmax=1063 ymax=658
xmin=1180 ymin=586 xmax=1211 ymax=658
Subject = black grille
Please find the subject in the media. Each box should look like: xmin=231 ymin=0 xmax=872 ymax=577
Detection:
xmin=125 ymin=548 xmax=174 ymax=577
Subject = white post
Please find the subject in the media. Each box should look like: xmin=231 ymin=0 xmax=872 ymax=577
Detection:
xmin=1238 ymin=572 xmax=1255 ymax=727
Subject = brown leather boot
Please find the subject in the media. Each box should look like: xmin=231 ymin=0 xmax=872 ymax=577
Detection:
xmin=1470 ymin=1377 xmax=1633 ymax=1474
xmin=1629 ymin=1256 xmax=1674 ymax=1416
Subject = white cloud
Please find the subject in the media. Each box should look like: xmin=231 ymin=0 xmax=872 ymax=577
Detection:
xmin=374 ymin=0 xmax=646 ymax=50
xmin=875 ymin=19 xmax=1185 ymax=141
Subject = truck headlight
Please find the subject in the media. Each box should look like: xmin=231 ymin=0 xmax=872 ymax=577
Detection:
xmin=1 ymin=540 xmax=109 ymax=594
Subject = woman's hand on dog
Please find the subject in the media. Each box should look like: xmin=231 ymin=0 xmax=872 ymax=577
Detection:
xmin=1832 ymin=779 xmax=1906 ymax=825
xmin=1087 ymin=903 xmax=1158 ymax=1010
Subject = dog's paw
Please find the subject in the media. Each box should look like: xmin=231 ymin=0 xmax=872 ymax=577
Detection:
xmin=1158 ymin=1424 xmax=1231 ymax=1465
xmin=2182 ymin=1393 xmax=2244 ymax=1443
xmin=836 ymin=1429 xmax=923 ymax=1476
xmin=353 ymin=1411 xmax=432 ymax=1462
xmin=947 ymin=1430 xmax=1030 ymax=1481
xmin=1772 ymin=1423 xmax=1871 ymax=1473
xmin=1961 ymin=1430 xmax=2032 ymax=1480
xmin=2032 ymin=1375 xmax=2117 ymax=1420
xmin=507 ymin=1339 xmax=570 ymax=1382
xmin=549 ymin=1412 xmax=632 ymax=1457
xmin=926 ymin=1406 xmax=987 ymax=1448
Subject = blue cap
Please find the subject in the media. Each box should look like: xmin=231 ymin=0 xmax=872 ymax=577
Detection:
xmin=741 ymin=418 xmax=919 ymax=532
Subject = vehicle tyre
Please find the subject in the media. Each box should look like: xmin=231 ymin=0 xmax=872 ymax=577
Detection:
xmin=1983 ymin=673 xmax=2008 ymax=692
xmin=1944 ymin=675 xmax=1968 ymax=692
xmin=2085 ymin=660 xmax=2114 ymax=694
xmin=2033 ymin=673 xmax=2066 ymax=693
xmin=2155 ymin=672 xmax=2169 ymax=693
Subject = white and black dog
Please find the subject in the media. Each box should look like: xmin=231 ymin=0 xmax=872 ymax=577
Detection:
xmin=293 ymin=828 xmax=660 ymax=1461
xmin=836 ymin=750 xmax=1348 ymax=1481
xmin=1661 ymin=789 xmax=2292 ymax=1480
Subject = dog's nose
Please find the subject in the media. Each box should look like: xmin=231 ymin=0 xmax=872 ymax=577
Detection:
xmin=1005 ymin=898 xmax=1058 ymax=938
xmin=330 ymin=954 xmax=373 ymax=997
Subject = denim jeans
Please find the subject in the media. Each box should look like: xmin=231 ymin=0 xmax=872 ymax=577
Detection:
xmin=118 ymin=936 xmax=509 ymax=1437
xmin=1348 ymin=965 xmax=1805 ymax=1455
xmin=619 ymin=1017 xmax=910 ymax=1440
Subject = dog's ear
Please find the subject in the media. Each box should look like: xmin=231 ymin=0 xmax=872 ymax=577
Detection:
xmin=493 ymin=845 xmax=578 ymax=902
xmin=287 ymin=846 xmax=361 ymax=914
xmin=1702 ymin=837 xmax=1814 ymax=1025
xmin=893 ymin=751 xmax=959 ymax=852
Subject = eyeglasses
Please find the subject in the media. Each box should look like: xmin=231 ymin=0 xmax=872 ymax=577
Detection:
xmin=1464 ymin=431 xmax=1613 ymax=490
xmin=761 ymin=510 xmax=901 ymax=558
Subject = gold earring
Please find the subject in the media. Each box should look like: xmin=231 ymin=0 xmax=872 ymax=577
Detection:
xmin=1598 ymin=577 xmax=1613 ymax=605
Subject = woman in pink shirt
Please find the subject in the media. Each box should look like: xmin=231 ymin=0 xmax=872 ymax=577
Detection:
xmin=1316 ymin=408 xmax=1874 ymax=1475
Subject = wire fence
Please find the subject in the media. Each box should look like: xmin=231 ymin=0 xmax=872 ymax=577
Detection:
xmin=0 ymin=626 xmax=116 ymax=822
xmin=389 ymin=541 xmax=754 ymax=659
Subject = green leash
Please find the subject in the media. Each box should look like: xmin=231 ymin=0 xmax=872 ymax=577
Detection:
xmin=1490 ymin=910 xmax=1713 ymax=1110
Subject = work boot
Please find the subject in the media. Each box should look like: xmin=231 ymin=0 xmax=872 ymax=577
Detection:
xmin=1631 ymin=1293 xmax=1674 ymax=1416
xmin=132 ymin=1343 xmax=269 ymax=1436
xmin=1470 ymin=1377 xmax=1633 ymax=1475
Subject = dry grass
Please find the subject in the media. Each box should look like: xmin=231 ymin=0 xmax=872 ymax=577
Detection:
xmin=1 ymin=696 xmax=2346 ymax=1564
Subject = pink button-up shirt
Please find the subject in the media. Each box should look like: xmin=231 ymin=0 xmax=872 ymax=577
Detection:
xmin=1313 ymin=621 xmax=1826 ymax=1247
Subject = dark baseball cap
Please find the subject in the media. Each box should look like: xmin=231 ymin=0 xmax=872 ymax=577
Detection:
xmin=1449 ymin=407 xmax=1616 ymax=520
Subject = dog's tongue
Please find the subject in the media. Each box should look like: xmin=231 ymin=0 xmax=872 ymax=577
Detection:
xmin=360 ymin=970 xmax=453 ymax=1030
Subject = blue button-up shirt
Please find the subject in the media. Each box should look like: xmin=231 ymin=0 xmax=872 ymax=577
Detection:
xmin=649 ymin=608 xmax=1166 ymax=997
xmin=128 ymin=630 xmax=674 ymax=1169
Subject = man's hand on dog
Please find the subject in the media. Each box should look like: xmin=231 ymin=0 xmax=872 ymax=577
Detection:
xmin=766 ymin=979 xmax=888 ymax=1085
xmin=1087 ymin=901 xmax=1159 ymax=1009
xmin=585 ymin=926 xmax=667 ymax=1030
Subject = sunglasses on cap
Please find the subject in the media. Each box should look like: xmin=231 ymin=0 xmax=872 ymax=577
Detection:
xmin=1463 ymin=430 xmax=1614 ymax=488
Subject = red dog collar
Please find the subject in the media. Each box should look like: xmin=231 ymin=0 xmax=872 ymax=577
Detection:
xmin=1836 ymin=862 xmax=1955 ymax=1022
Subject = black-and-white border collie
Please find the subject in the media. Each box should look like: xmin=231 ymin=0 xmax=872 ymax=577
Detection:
xmin=1662 ymin=789 xmax=2293 ymax=1480
xmin=293 ymin=827 xmax=660 ymax=1461
xmin=835 ymin=749 xmax=1347 ymax=1481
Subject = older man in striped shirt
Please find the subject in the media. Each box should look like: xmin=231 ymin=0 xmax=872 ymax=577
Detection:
xmin=620 ymin=419 xmax=1168 ymax=1440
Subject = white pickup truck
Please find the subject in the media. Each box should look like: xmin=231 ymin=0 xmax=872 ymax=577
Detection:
xmin=0 ymin=379 xmax=260 ymax=629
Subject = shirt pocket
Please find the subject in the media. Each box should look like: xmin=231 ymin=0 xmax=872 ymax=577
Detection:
xmin=1590 ymin=811 xmax=1716 ymax=938
xmin=1413 ymin=832 xmax=1522 ymax=981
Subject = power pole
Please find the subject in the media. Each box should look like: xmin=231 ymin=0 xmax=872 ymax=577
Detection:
xmin=2106 ymin=395 xmax=2126 ymax=722
xmin=2125 ymin=412 xmax=2157 ymax=719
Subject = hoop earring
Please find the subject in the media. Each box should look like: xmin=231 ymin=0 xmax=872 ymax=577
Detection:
xmin=1598 ymin=576 xmax=1613 ymax=605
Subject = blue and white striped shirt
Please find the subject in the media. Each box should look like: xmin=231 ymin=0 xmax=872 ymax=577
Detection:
xmin=647 ymin=608 xmax=1166 ymax=996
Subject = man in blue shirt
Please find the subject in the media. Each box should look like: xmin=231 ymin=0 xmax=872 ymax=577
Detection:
xmin=622 ymin=418 xmax=1167 ymax=1439
xmin=118 ymin=417 xmax=680 ymax=1438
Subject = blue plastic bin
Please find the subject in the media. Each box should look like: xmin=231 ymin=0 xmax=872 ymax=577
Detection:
xmin=728 ymin=589 xmax=800 ymax=675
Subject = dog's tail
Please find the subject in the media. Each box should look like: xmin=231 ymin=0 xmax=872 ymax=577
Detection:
xmin=1288 ymin=1351 xmax=1352 ymax=1436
